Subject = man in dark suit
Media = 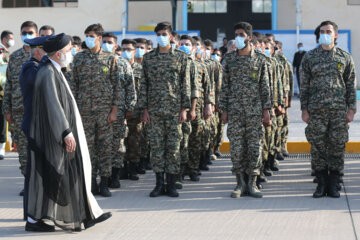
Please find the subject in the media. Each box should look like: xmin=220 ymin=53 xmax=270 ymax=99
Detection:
xmin=292 ymin=42 xmax=306 ymax=92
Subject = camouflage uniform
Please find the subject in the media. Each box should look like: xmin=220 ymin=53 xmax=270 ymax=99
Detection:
xmin=300 ymin=46 xmax=356 ymax=171
xmin=187 ymin=59 xmax=214 ymax=172
xmin=3 ymin=47 xmax=30 ymax=176
xmin=212 ymin=60 xmax=224 ymax=150
xmin=72 ymin=49 xmax=125 ymax=177
xmin=139 ymin=47 xmax=191 ymax=174
xmin=219 ymin=49 xmax=271 ymax=176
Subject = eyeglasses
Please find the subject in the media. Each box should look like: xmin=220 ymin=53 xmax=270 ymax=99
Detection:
xmin=122 ymin=48 xmax=135 ymax=52
xmin=21 ymin=31 xmax=34 ymax=36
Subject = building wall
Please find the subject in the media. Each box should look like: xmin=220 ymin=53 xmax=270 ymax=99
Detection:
xmin=0 ymin=0 xmax=126 ymax=52
xmin=277 ymin=0 xmax=360 ymax=88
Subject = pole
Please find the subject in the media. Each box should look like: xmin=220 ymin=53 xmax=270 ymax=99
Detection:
xmin=171 ymin=0 xmax=178 ymax=31
xmin=271 ymin=0 xmax=277 ymax=30
xmin=182 ymin=0 xmax=188 ymax=31
xmin=296 ymin=0 xmax=301 ymax=44
xmin=122 ymin=0 xmax=128 ymax=40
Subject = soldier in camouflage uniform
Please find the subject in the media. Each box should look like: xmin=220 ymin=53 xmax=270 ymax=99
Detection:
xmin=300 ymin=21 xmax=356 ymax=198
xmin=139 ymin=22 xmax=191 ymax=198
xmin=3 ymin=21 xmax=38 ymax=195
xmin=0 ymin=30 xmax=14 ymax=63
xmin=220 ymin=22 xmax=271 ymax=199
xmin=72 ymin=24 xmax=134 ymax=198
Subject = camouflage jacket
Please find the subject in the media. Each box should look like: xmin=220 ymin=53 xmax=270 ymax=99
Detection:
xmin=130 ymin=61 xmax=143 ymax=115
xmin=139 ymin=47 xmax=191 ymax=116
xmin=275 ymin=53 xmax=290 ymax=97
xmin=300 ymin=46 xmax=357 ymax=111
xmin=194 ymin=59 xmax=214 ymax=112
xmin=219 ymin=49 xmax=272 ymax=117
xmin=269 ymin=57 xmax=285 ymax=107
xmin=188 ymin=57 xmax=199 ymax=100
xmin=117 ymin=56 xmax=136 ymax=113
xmin=71 ymin=49 xmax=124 ymax=114
xmin=3 ymin=47 xmax=30 ymax=114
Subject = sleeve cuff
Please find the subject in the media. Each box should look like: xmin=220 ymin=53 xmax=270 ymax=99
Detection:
xmin=62 ymin=128 xmax=72 ymax=140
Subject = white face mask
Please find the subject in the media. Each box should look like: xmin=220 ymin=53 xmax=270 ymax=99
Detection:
xmin=7 ymin=39 xmax=15 ymax=47
xmin=60 ymin=50 xmax=73 ymax=67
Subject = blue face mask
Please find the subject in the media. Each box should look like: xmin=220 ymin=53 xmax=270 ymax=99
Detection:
xmin=264 ymin=49 xmax=271 ymax=57
xmin=235 ymin=36 xmax=246 ymax=50
xmin=319 ymin=34 xmax=332 ymax=46
xmin=157 ymin=35 xmax=169 ymax=47
xmin=179 ymin=45 xmax=191 ymax=55
xmin=211 ymin=54 xmax=220 ymax=61
xmin=121 ymin=50 xmax=133 ymax=60
xmin=171 ymin=43 xmax=177 ymax=49
xmin=71 ymin=47 xmax=77 ymax=56
xmin=196 ymin=46 xmax=201 ymax=55
xmin=135 ymin=48 xmax=145 ymax=58
xmin=102 ymin=43 xmax=114 ymax=53
xmin=299 ymin=47 xmax=304 ymax=52
xmin=22 ymin=34 xmax=35 ymax=46
xmin=85 ymin=37 xmax=97 ymax=49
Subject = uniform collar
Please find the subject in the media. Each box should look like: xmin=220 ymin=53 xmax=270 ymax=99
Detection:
xmin=155 ymin=45 xmax=175 ymax=55
xmin=49 ymin=58 xmax=62 ymax=72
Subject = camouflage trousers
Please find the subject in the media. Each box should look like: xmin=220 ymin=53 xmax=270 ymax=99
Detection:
xmin=113 ymin=119 xmax=127 ymax=168
xmin=13 ymin=110 xmax=27 ymax=176
xmin=281 ymin=109 xmax=289 ymax=152
xmin=140 ymin=122 xmax=149 ymax=159
xmin=305 ymin=109 xmax=348 ymax=172
xmin=147 ymin=114 xmax=182 ymax=174
xmin=82 ymin=111 xmax=113 ymax=177
xmin=202 ymin=114 xmax=217 ymax=150
xmin=180 ymin=120 xmax=192 ymax=165
xmin=125 ymin=116 xmax=142 ymax=164
xmin=188 ymin=114 xmax=204 ymax=172
xmin=214 ymin=112 xmax=224 ymax=148
xmin=262 ymin=114 xmax=277 ymax=164
xmin=274 ymin=114 xmax=284 ymax=154
xmin=228 ymin=115 xmax=264 ymax=176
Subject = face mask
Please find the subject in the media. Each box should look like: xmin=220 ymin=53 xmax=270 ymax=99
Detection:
xmin=171 ymin=43 xmax=177 ymax=49
xmin=205 ymin=50 xmax=211 ymax=57
xmin=264 ymin=49 xmax=271 ymax=57
xmin=121 ymin=50 xmax=133 ymax=60
xmin=319 ymin=34 xmax=332 ymax=46
xmin=179 ymin=45 xmax=191 ymax=55
xmin=299 ymin=47 xmax=304 ymax=52
xmin=7 ymin=39 xmax=15 ymax=47
xmin=71 ymin=47 xmax=77 ymax=56
xmin=196 ymin=46 xmax=201 ymax=55
xmin=22 ymin=34 xmax=35 ymax=46
xmin=211 ymin=54 xmax=220 ymax=61
xmin=85 ymin=36 xmax=97 ymax=49
xmin=135 ymin=48 xmax=145 ymax=58
xmin=235 ymin=36 xmax=246 ymax=50
xmin=60 ymin=50 xmax=73 ymax=67
xmin=102 ymin=43 xmax=114 ymax=53
xmin=157 ymin=36 xmax=169 ymax=47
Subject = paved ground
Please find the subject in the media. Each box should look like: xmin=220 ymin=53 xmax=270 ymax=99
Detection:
xmin=1 ymin=152 xmax=360 ymax=240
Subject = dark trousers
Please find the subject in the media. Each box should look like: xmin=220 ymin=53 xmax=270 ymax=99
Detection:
xmin=0 ymin=101 xmax=7 ymax=143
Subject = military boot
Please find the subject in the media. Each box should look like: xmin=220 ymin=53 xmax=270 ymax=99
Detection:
xmin=137 ymin=158 xmax=146 ymax=174
xmin=313 ymin=170 xmax=327 ymax=198
xmin=258 ymin=167 xmax=268 ymax=183
xmin=207 ymin=147 xmax=214 ymax=164
xmin=256 ymin=177 xmax=263 ymax=190
xmin=166 ymin=173 xmax=179 ymax=197
xmin=276 ymin=152 xmax=285 ymax=161
xmin=150 ymin=173 xmax=165 ymax=197
xmin=99 ymin=177 xmax=112 ymax=197
xmin=175 ymin=165 xmax=185 ymax=189
xmin=214 ymin=146 xmax=221 ymax=157
xmin=128 ymin=162 xmax=139 ymax=180
xmin=248 ymin=175 xmax=263 ymax=198
xmin=311 ymin=169 xmax=316 ymax=176
xmin=263 ymin=160 xmax=273 ymax=176
xmin=145 ymin=152 xmax=152 ymax=170
xmin=282 ymin=149 xmax=289 ymax=157
xmin=199 ymin=151 xmax=209 ymax=171
xmin=119 ymin=162 xmax=129 ymax=180
xmin=231 ymin=173 xmax=248 ymax=198
xmin=109 ymin=167 xmax=121 ymax=189
xmin=327 ymin=171 xmax=340 ymax=198
xmin=269 ymin=154 xmax=279 ymax=171
xmin=91 ymin=177 xmax=99 ymax=195
xmin=189 ymin=170 xmax=200 ymax=181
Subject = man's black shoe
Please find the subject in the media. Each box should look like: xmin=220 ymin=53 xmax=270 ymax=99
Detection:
xmin=19 ymin=189 xmax=24 ymax=196
xmin=84 ymin=212 xmax=112 ymax=229
xmin=25 ymin=221 xmax=55 ymax=232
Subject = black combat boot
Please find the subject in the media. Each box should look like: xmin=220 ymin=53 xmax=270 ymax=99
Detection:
xmin=137 ymin=158 xmax=146 ymax=174
xmin=119 ymin=162 xmax=129 ymax=180
xmin=91 ymin=177 xmax=99 ymax=195
xmin=231 ymin=172 xmax=248 ymax=198
xmin=256 ymin=177 xmax=263 ymax=190
xmin=276 ymin=152 xmax=285 ymax=161
xmin=258 ymin=167 xmax=268 ymax=182
xmin=327 ymin=171 xmax=340 ymax=198
xmin=214 ymin=146 xmax=221 ymax=158
xmin=207 ymin=147 xmax=213 ymax=165
xmin=150 ymin=173 xmax=165 ymax=197
xmin=145 ymin=152 xmax=152 ymax=170
xmin=166 ymin=173 xmax=179 ymax=197
xmin=311 ymin=169 xmax=316 ymax=176
xmin=282 ymin=149 xmax=289 ymax=157
xmin=269 ymin=154 xmax=279 ymax=171
xmin=189 ymin=170 xmax=200 ymax=181
xmin=128 ymin=162 xmax=139 ymax=180
xmin=313 ymin=170 xmax=327 ymax=198
xmin=109 ymin=168 xmax=121 ymax=189
xmin=248 ymin=175 xmax=263 ymax=198
xmin=199 ymin=151 xmax=209 ymax=171
xmin=99 ymin=177 xmax=112 ymax=197
xmin=175 ymin=165 xmax=185 ymax=189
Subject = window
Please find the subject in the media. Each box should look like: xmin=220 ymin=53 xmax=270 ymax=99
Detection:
xmin=348 ymin=0 xmax=360 ymax=4
xmin=188 ymin=0 xmax=227 ymax=13
xmin=2 ymin=0 xmax=78 ymax=8
xmin=252 ymin=0 xmax=272 ymax=13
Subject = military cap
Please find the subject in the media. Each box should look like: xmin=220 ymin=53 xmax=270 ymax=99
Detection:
xmin=24 ymin=35 xmax=52 ymax=48
xmin=43 ymin=33 xmax=71 ymax=53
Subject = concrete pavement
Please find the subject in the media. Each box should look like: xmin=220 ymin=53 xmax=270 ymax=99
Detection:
xmin=0 ymin=152 xmax=360 ymax=240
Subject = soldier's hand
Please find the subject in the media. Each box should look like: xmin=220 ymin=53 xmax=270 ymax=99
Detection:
xmin=5 ymin=114 xmax=13 ymax=124
xmin=204 ymin=104 xmax=213 ymax=120
xmin=125 ymin=111 xmax=134 ymax=120
xmin=262 ymin=109 xmax=271 ymax=126
xmin=64 ymin=136 xmax=76 ymax=152
xmin=179 ymin=109 xmax=187 ymax=123
xmin=142 ymin=109 xmax=150 ymax=123
xmin=107 ymin=111 xmax=117 ymax=123
xmin=221 ymin=111 xmax=228 ymax=123
xmin=189 ymin=109 xmax=196 ymax=121
xmin=302 ymin=110 xmax=310 ymax=124
xmin=346 ymin=109 xmax=356 ymax=123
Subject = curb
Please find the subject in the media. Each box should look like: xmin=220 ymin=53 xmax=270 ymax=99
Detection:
xmin=220 ymin=141 xmax=360 ymax=153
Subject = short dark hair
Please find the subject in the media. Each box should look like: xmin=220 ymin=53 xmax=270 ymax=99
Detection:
xmin=154 ymin=22 xmax=172 ymax=33
xmin=20 ymin=21 xmax=38 ymax=32
xmin=180 ymin=35 xmax=196 ymax=46
xmin=213 ymin=48 xmax=222 ymax=56
xmin=275 ymin=40 xmax=282 ymax=49
xmin=146 ymin=39 xmax=153 ymax=48
xmin=121 ymin=39 xmax=136 ymax=48
xmin=115 ymin=45 xmax=122 ymax=52
xmin=223 ymin=37 xmax=227 ymax=40
xmin=253 ymin=32 xmax=264 ymax=43
xmin=265 ymin=33 xmax=275 ymax=40
xmin=81 ymin=41 xmax=88 ymax=49
xmin=203 ymin=39 xmax=213 ymax=49
xmin=192 ymin=36 xmax=203 ymax=46
xmin=233 ymin=22 xmax=252 ymax=36
xmin=84 ymin=23 xmax=104 ymax=36
xmin=102 ymin=32 xmax=118 ymax=42
xmin=134 ymin=38 xmax=148 ymax=46
xmin=250 ymin=35 xmax=258 ymax=45
xmin=172 ymin=31 xmax=180 ymax=42
xmin=320 ymin=20 xmax=338 ymax=33
xmin=39 ymin=25 xmax=55 ymax=34
xmin=1 ymin=31 xmax=13 ymax=41
xmin=297 ymin=42 xmax=303 ymax=47
xmin=72 ymin=36 xmax=82 ymax=46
